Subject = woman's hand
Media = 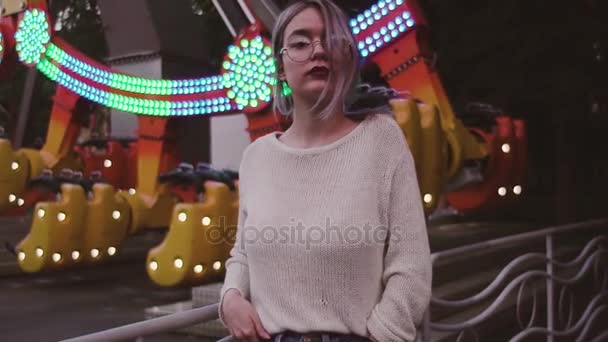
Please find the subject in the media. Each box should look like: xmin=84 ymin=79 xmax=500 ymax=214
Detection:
xmin=222 ymin=289 xmax=272 ymax=342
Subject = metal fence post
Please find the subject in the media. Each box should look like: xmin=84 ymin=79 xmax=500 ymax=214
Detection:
xmin=546 ymin=234 xmax=554 ymax=342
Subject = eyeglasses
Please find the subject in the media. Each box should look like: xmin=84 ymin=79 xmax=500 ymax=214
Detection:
xmin=280 ymin=37 xmax=352 ymax=63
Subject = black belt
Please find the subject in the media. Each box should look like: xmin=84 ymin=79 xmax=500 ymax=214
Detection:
xmin=270 ymin=331 xmax=370 ymax=342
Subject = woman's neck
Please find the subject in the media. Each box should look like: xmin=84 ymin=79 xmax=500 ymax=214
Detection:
xmin=279 ymin=101 xmax=357 ymax=149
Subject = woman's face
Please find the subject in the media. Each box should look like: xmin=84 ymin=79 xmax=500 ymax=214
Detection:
xmin=279 ymin=7 xmax=331 ymax=102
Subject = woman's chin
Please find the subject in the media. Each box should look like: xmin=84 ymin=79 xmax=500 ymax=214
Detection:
xmin=302 ymin=82 xmax=328 ymax=96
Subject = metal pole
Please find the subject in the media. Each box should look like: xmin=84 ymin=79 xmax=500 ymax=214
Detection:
xmin=546 ymin=234 xmax=554 ymax=342
xmin=422 ymin=309 xmax=430 ymax=342
xmin=14 ymin=67 xmax=38 ymax=148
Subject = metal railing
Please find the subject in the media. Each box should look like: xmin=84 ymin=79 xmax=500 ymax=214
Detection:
xmin=63 ymin=219 xmax=608 ymax=342
xmin=419 ymin=218 xmax=608 ymax=342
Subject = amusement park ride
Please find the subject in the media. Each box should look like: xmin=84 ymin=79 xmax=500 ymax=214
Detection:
xmin=0 ymin=0 xmax=526 ymax=286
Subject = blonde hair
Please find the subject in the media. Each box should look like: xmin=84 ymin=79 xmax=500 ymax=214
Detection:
xmin=271 ymin=0 xmax=361 ymax=121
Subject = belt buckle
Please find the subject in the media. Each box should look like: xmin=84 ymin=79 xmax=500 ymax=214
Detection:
xmin=301 ymin=334 xmax=323 ymax=342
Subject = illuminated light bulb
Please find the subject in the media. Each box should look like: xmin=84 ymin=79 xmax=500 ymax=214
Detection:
xmin=11 ymin=161 xmax=19 ymax=170
xmin=501 ymin=143 xmax=511 ymax=153
xmin=103 ymin=159 xmax=112 ymax=168
xmin=18 ymin=251 xmax=25 ymax=261
xmin=107 ymin=247 xmax=116 ymax=256
xmin=149 ymin=261 xmax=158 ymax=271
xmin=178 ymin=212 xmax=188 ymax=222
xmin=174 ymin=258 xmax=184 ymax=269
xmin=8 ymin=194 xmax=16 ymax=203
xmin=52 ymin=253 xmax=62 ymax=263
xmin=90 ymin=249 xmax=100 ymax=258
xmin=37 ymin=209 xmax=45 ymax=218
xmin=201 ymin=216 xmax=211 ymax=226
xmin=513 ymin=185 xmax=523 ymax=195
xmin=194 ymin=264 xmax=204 ymax=274
xmin=112 ymin=210 xmax=121 ymax=220
xmin=71 ymin=251 xmax=80 ymax=260
xmin=57 ymin=212 xmax=67 ymax=222
xmin=213 ymin=261 xmax=222 ymax=270
xmin=17 ymin=198 xmax=25 ymax=206
xmin=36 ymin=248 xmax=44 ymax=257
xmin=498 ymin=187 xmax=507 ymax=196
xmin=128 ymin=188 xmax=136 ymax=195
xmin=423 ymin=194 xmax=433 ymax=204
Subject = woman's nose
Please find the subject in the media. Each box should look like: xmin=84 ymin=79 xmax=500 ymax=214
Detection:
xmin=311 ymin=41 xmax=328 ymax=60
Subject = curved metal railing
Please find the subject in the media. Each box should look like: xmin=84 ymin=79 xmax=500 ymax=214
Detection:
xmin=420 ymin=218 xmax=608 ymax=342
xmin=62 ymin=219 xmax=608 ymax=342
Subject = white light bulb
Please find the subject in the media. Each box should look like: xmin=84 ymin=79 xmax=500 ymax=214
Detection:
xmin=513 ymin=185 xmax=522 ymax=195
xmin=52 ymin=253 xmax=61 ymax=263
xmin=213 ymin=261 xmax=222 ymax=270
xmin=149 ymin=261 xmax=158 ymax=271
xmin=90 ymin=249 xmax=100 ymax=258
xmin=178 ymin=212 xmax=187 ymax=222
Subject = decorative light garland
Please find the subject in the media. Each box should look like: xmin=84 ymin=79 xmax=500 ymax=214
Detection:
xmin=13 ymin=0 xmax=416 ymax=116
xmin=221 ymin=36 xmax=276 ymax=111
xmin=36 ymin=58 xmax=235 ymax=116
xmin=0 ymin=32 xmax=4 ymax=64
xmin=357 ymin=11 xmax=415 ymax=58
xmin=45 ymin=44 xmax=225 ymax=96
xmin=15 ymin=8 xmax=51 ymax=66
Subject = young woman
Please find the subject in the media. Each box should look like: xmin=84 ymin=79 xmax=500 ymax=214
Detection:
xmin=219 ymin=1 xmax=432 ymax=341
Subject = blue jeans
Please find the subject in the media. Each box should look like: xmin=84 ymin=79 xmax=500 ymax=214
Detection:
xmin=266 ymin=332 xmax=371 ymax=342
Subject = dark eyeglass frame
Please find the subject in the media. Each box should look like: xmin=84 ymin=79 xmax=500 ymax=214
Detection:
xmin=280 ymin=38 xmax=353 ymax=63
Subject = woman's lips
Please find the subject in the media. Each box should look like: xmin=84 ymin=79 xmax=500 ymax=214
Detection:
xmin=307 ymin=67 xmax=329 ymax=77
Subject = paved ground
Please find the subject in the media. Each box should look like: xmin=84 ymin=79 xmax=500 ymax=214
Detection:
xmin=0 ymin=260 xmax=214 ymax=341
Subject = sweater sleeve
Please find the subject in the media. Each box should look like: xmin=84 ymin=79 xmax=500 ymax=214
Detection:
xmin=366 ymin=150 xmax=433 ymax=342
xmin=218 ymin=167 xmax=251 ymax=326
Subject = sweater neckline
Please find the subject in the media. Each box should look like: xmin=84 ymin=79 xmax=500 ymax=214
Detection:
xmin=269 ymin=114 xmax=372 ymax=155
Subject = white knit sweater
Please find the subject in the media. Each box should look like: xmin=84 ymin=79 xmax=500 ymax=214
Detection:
xmin=219 ymin=113 xmax=432 ymax=342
